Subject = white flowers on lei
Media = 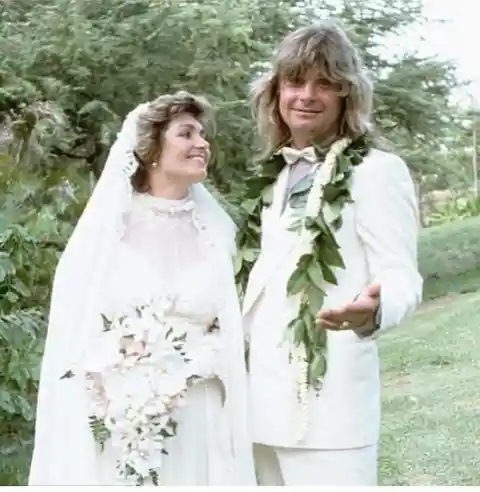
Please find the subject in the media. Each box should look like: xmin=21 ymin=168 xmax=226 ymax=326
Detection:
xmin=290 ymin=137 xmax=352 ymax=442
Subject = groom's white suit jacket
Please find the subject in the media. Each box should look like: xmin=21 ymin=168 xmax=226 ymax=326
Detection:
xmin=243 ymin=148 xmax=423 ymax=450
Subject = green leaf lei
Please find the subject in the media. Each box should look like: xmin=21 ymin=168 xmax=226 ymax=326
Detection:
xmin=235 ymin=135 xmax=372 ymax=388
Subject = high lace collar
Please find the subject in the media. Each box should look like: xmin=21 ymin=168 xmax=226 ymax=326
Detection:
xmin=132 ymin=191 xmax=195 ymax=216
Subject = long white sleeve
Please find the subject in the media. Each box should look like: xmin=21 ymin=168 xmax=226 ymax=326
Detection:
xmin=354 ymin=150 xmax=423 ymax=337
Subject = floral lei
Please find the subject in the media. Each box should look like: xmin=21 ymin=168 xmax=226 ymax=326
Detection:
xmin=235 ymin=134 xmax=372 ymax=395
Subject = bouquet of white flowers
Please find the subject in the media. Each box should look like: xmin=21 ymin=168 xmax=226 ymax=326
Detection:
xmin=62 ymin=297 xmax=199 ymax=485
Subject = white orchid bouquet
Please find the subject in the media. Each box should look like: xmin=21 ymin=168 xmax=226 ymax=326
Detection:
xmin=63 ymin=297 xmax=199 ymax=485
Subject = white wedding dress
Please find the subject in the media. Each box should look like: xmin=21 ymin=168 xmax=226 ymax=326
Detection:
xmin=92 ymin=191 xmax=236 ymax=485
xmin=29 ymin=103 xmax=255 ymax=486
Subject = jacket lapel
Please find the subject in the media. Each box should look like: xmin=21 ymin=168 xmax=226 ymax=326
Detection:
xmin=242 ymin=166 xmax=297 ymax=315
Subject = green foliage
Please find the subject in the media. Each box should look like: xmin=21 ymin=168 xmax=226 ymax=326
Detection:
xmin=1 ymin=0 xmax=464 ymax=192
xmin=425 ymin=195 xmax=480 ymax=227
xmin=0 ymin=154 xmax=91 ymax=484
xmin=0 ymin=221 xmax=46 ymax=485
xmin=0 ymin=0 xmax=272 ymax=186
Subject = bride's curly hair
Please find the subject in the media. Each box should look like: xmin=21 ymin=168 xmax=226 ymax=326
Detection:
xmin=250 ymin=19 xmax=375 ymax=159
xmin=132 ymin=91 xmax=213 ymax=193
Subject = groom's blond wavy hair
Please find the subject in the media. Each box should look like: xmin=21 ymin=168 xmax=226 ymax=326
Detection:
xmin=250 ymin=20 xmax=375 ymax=158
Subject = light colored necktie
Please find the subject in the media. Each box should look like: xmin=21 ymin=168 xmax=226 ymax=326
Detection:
xmin=280 ymin=146 xmax=318 ymax=166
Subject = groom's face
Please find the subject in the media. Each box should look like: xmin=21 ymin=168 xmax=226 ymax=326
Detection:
xmin=278 ymin=69 xmax=343 ymax=148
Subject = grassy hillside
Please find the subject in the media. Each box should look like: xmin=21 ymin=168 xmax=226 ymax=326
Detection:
xmin=378 ymin=291 xmax=480 ymax=485
xmin=377 ymin=217 xmax=480 ymax=485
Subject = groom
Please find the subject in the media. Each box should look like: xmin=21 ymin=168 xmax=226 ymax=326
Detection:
xmin=240 ymin=20 xmax=423 ymax=486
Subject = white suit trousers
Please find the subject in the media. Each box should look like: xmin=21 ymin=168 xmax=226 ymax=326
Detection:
xmin=254 ymin=443 xmax=378 ymax=486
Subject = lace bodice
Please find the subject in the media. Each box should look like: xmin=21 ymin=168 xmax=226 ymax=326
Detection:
xmin=103 ymin=192 xmax=222 ymax=329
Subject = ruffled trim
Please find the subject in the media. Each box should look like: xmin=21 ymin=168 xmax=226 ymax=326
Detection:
xmin=131 ymin=191 xmax=195 ymax=216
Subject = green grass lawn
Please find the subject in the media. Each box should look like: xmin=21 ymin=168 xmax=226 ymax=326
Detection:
xmin=378 ymin=291 xmax=480 ymax=486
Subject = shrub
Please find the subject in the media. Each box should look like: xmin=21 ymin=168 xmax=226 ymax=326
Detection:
xmin=0 ymin=154 xmax=91 ymax=484
xmin=419 ymin=215 xmax=480 ymax=300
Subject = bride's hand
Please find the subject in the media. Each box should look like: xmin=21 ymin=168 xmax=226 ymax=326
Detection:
xmin=120 ymin=335 xmax=146 ymax=357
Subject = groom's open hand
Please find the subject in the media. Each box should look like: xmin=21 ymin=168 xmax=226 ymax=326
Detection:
xmin=315 ymin=283 xmax=381 ymax=332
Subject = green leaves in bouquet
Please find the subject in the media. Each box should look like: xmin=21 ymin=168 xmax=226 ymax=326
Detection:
xmin=59 ymin=369 xmax=75 ymax=380
xmin=88 ymin=415 xmax=111 ymax=451
xmin=149 ymin=470 xmax=160 ymax=486
xmin=101 ymin=313 xmax=113 ymax=332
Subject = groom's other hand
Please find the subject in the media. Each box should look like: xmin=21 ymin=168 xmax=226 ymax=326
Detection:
xmin=315 ymin=283 xmax=381 ymax=332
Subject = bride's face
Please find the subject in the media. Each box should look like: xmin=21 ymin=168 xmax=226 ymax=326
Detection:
xmin=154 ymin=113 xmax=210 ymax=184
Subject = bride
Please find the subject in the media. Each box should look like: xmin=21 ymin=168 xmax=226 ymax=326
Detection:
xmin=28 ymin=92 xmax=256 ymax=485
